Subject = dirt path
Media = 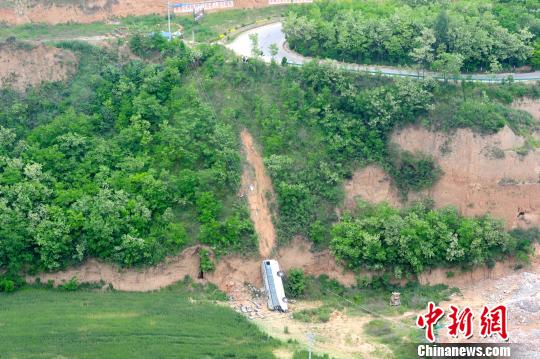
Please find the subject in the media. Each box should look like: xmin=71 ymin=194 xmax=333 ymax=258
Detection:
xmin=240 ymin=129 xmax=277 ymax=258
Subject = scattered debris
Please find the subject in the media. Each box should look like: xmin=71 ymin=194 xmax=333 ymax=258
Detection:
xmin=390 ymin=292 xmax=401 ymax=306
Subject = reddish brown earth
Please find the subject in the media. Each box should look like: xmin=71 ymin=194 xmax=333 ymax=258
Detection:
xmin=240 ymin=129 xmax=277 ymax=258
xmin=0 ymin=41 xmax=77 ymax=90
xmin=345 ymin=125 xmax=540 ymax=230
xmin=0 ymin=0 xmax=270 ymax=25
xmin=344 ymin=165 xmax=401 ymax=209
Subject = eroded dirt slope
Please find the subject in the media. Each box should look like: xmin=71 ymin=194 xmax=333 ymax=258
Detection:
xmin=240 ymin=129 xmax=277 ymax=258
xmin=27 ymin=237 xmax=356 ymax=291
xmin=345 ymin=125 xmax=540 ymax=229
xmin=512 ymin=98 xmax=540 ymax=121
xmin=344 ymin=165 xmax=401 ymax=209
xmin=0 ymin=0 xmax=269 ymax=25
xmin=0 ymin=41 xmax=77 ymax=90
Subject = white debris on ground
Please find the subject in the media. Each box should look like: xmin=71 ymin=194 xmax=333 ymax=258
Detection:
xmin=226 ymin=281 xmax=270 ymax=320
xmin=498 ymin=272 xmax=540 ymax=357
xmin=441 ymin=270 xmax=540 ymax=358
xmin=225 ymin=281 xmax=296 ymax=320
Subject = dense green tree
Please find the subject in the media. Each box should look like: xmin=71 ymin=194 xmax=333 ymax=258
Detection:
xmin=531 ymin=39 xmax=540 ymax=69
xmin=284 ymin=0 xmax=535 ymax=72
xmin=331 ymin=202 xmax=524 ymax=275
xmin=285 ymin=268 xmax=306 ymax=298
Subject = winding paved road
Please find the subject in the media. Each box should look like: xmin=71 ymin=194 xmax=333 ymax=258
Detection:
xmin=227 ymin=22 xmax=540 ymax=83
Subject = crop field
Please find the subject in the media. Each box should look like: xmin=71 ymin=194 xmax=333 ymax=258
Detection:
xmin=0 ymin=281 xmax=278 ymax=358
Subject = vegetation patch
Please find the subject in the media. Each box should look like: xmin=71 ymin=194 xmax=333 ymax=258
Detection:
xmin=0 ymin=278 xmax=278 ymax=358
xmin=388 ymin=150 xmax=442 ymax=196
xmin=0 ymin=39 xmax=255 ymax=279
xmin=331 ymin=201 xmax=533 ymax=275
xmin=293 ymin=306 xmax=332 ymax=323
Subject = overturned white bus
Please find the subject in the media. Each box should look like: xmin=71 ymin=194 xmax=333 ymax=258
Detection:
xmin=261 ymin=260 xmax=288 ymax=312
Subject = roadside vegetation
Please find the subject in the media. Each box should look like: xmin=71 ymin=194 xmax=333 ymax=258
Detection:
xmin=0 ymin=277 xmax=279 ymax=358
xmin=284 ymin=0 xmax=540 ymax=73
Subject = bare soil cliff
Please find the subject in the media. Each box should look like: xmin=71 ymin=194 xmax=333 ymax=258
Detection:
xmin=0 ymin=0 xmax=269 ymax=25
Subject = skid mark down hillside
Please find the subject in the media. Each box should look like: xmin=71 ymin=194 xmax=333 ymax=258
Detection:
xmin=240 ymin=129 xmax=277 ymax=258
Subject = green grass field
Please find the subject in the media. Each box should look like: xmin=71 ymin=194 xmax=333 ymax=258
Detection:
xmin=0 ymin=6 xmax=289 ymax=42
xmin=0 ymin=280 xmax=279 ymax=358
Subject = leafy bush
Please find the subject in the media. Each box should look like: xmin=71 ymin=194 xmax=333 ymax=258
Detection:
xmin=285 ymin=268 xmax=306 ymax=298
xmin=199 ymin=248 xmax=215 ymax=274
xmin=389 ymin=150 xmax=442 ymax=195
xmin=59 ymin=277 xmax=79 ymax=291
xmin=128 ymin=32 xmax=174 ymax=58
xmin=428 ymin=96 xmax=536 ymax=134
xmin=331 ymin=201 xmax=526 ymax=275
xmin=0 ymin=278 xmax=15 ymax=293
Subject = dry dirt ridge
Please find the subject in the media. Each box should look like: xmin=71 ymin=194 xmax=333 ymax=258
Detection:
xmin=0 ymin=0 xmax=270 ymax=25
xmin=0 ymin=41 xmax=77 ymax=91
